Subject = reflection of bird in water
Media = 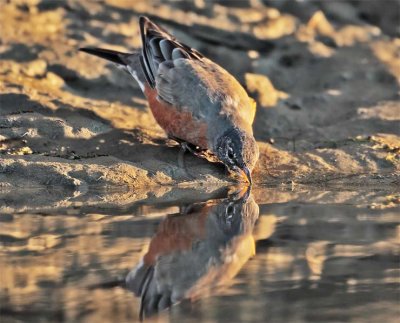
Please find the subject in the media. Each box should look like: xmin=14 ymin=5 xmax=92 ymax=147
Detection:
xmin=126 ymin=187 xmax=259 ymax=319
xmin=80 ymin=16 xmax=258 ymax=183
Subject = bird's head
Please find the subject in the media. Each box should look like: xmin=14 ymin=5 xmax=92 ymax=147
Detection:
xmin=215 ymin=128 xmax=259 ymax=184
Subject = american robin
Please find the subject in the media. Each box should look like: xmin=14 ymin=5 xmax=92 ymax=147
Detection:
xmin=80 ymin=16 xmax=259 ymax=183
xmin=125 ymin=187 xmax=259 ymax=319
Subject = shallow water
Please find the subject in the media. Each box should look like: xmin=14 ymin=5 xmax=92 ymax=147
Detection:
xmin=0 ymin=186 xmax=399 ymax=323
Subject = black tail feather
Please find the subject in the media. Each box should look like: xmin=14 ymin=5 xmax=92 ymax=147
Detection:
xmin=79 ymin=47 xmax=128 ymax=65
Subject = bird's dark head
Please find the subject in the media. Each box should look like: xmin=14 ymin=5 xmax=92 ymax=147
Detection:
xmin=215 ymin=128 xmax=259 ymax=184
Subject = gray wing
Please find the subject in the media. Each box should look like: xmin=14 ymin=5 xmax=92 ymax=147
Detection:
xmin=139 ymin=16 xmax=253 ymax=122
xmin=139 ymin=16 xmax=203 ymax=90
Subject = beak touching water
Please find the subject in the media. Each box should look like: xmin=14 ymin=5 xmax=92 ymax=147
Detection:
xmin=233 ymin=184 xmax=251 ymax=200
xmin=238 ymin=166 xmax=252 ymax=185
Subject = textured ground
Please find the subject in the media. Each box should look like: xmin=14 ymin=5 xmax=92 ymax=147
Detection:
xmin=0 ymin=0 xmax=399 ymax=210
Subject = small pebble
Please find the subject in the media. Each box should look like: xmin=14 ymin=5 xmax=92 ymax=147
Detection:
xmin=22 ymin=59 xmax=47 ymax=77
xmin=46 ymin=72 xmax=65 ymax=87
xmin=289 ymin=103 xmax=302 ymax=110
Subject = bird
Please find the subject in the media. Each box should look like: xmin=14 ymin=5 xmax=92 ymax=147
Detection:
xmin=125 ymin=186 xmax=259 ymax=319
xmin=80 ymin=16 xmax=259 ymax=183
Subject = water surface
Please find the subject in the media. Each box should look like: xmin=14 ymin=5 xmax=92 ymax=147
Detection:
xmin=1 ymin=186 xmax=399 ymax=322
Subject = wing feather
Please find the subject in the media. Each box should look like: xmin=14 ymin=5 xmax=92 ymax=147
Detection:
xmin=159 ymin=39 xmax=174 ymax=60
xmin=139 ymin=16 xmax=203 ymax=90
xmin=139 ymin=16 xmax=254 ymax=127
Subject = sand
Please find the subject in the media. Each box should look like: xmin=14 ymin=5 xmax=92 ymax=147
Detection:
xmin=0 ymin=0 xmax=399 ymax=210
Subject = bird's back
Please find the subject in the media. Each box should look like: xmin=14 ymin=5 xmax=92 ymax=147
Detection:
xmin=169 ymin=58 xmax=256 ymax=130
xmin=138 ymin=17 xmax=256 ymax=148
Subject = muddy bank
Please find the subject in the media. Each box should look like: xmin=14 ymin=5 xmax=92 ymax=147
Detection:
xmin=0 ymin=0 xmax=399 ymax=197
xmin=1 ymin=185 xmax=399 ymax=322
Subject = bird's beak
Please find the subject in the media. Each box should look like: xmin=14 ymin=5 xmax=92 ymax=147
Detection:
xmin=239 ymin=166 xmax=252 ymax=185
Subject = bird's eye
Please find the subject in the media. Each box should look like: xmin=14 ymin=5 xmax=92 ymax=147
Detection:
xmin=227 ymin=147 xmax=234 ymax=160
xmin=226 ymin=204 xmax=234 ymax=215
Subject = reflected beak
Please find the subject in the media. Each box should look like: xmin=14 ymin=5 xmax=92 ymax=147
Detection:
xmin=238 ymin=166 xmax=252 ymax=185
xmin=229 ymin=184 xmax=251 ymax=200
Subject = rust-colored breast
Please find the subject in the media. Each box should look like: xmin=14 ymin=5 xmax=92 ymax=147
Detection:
xmin=143 ymin=205 xmax=210 ymax=266
xmin=144 ymin=85 xmax=208 ymax=149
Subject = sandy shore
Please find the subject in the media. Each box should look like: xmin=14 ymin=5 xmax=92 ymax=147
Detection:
xmin=0 ymin=0 xmax=399 ymax=210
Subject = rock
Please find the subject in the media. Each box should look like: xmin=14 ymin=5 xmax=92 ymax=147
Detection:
xmin=297 ymin=11 xmax=335 ymax=43
xmin=252 ymin=14 xmax=297 ymax=40
xmin=45 ymin=71 xmax=64 ymax=87
xmin=307 ymin=11 xmax=335 ymax=35
xmin=245 ymin=73 xmax=288 ymax=107
xmin=22 ymin=59 xmax=47 ymax=77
